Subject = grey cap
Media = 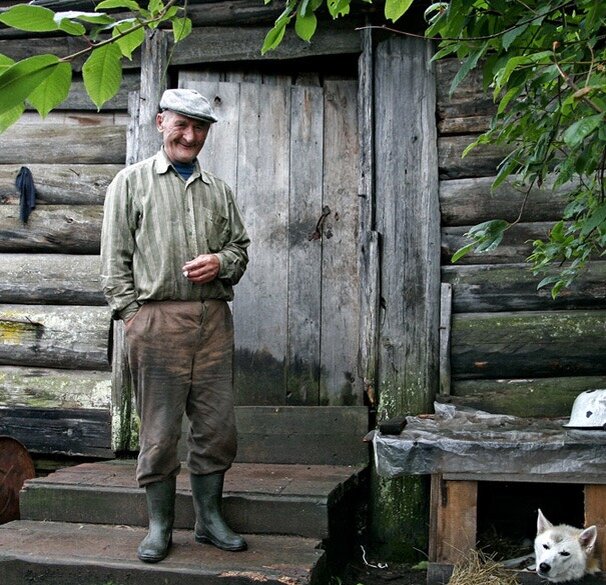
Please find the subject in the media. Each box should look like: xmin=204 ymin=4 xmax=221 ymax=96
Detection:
xmin=159 ymin=88 xmax=218 ymax=123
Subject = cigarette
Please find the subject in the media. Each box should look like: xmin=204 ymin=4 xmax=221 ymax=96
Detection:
xmin=183 ymin=271 xmax=189 ymax=277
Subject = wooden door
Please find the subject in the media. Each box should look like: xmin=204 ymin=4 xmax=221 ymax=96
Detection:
xmin=179 ymin=73 xmax=361 ymax=406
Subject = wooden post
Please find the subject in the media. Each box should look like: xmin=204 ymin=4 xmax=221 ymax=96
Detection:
xmin=370 ymin=35 xmax=441 ymax=560
xmin=111 ymin=30 xmax=169 ymax=452
xmin=358 ymin=26 xmax=380 ymax=406
xmin=429 ymin=476 xmax=478 ymax=564
xmin=439 ymin=283 xmax=453 ymax=396
xmin=585 ymin=484 xmax=606 ymax=571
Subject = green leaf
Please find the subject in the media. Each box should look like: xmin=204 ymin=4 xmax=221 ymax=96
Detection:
xmin=96 ymin=0 xmax=141 ymax=10
xmin=261 ymin=21 xmax=288 ymax=55
xmin=451 ymin=242 xmax=475 ymax=263
xmin=562 ymin=114 xmax=604 ymax=148
xmin=82 ymin=43 xmax=123 ymax=109
xmin=0 ymin=54 xmax=61 ymax=116
xmin=148 ymin=0 xmax=164 ymax=15
xmin=55 ymin=11 xmax=115 ymax=25
xmin=54 ymin=14 xmax=87 ymax=35
xmin=27 ymin=62 xmax=72 ymax=117
xmin=0 ymin=5 xmax=59 ymax=32
xmin=172 ymin=17 xmax=192 ymax=43
xmin=501 ymin=22 xmax=529 ymax=50
xmin=0 ymin=54 xmax=15 ymax=74
xmin=327 ymin=0 xmax=350 ymax=19
xmin=113 ymin=21 xmax=145 ymax=58
xmin=581 ymin=202 xmax=606 ymax=236
xmin=0 ymin=102 xmax=25 ymax=133
xmin=385 ymin=0 xmax=414 ymax=23
xmin=295 ymin=11 xmax=317 ymax=42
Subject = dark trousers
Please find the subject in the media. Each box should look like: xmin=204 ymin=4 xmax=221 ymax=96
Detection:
xmin=125 ymin=300 xmax=237 ymax=487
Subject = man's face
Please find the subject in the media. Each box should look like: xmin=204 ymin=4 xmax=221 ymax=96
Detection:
xmin=156 ymin=110 xmax=211 ymax=164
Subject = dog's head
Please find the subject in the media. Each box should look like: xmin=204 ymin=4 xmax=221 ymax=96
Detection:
xmin=534 ymin=509 xmax=598 ymax=583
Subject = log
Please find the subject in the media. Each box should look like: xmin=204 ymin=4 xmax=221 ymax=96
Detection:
xmin=0 ymin=164 xmax=120 ymax=205
xmin=0 ymin=405 xmax=113 ymax=458
xmin=439 ymin=135 xmax=510 ymax=179
xmin=443 ymin=375 xmax=606 ymax=418
xmin=0 ymin=366 xmax=111 ymax=409
xmin=172 ymin=25 xmax=361 ymax=65
xmin=442 ymin=222 xmax=553 ymax=265
xmin=0 ymin=123 xmax=126 ymax=164
xmin=0 ymin=205 xmax=102 ymax=253
xmin=0 ymin=304 xmax=111 ymax=371
xmin=440 ymin=175 xmax=571 ymax=227
xmin=451 ymin=310 xmax=606 ymax=379
xmin=0 ymin=254 xmax=104 ymax=305
xmin=442 ymin=262 xmax=606 ymax=313
xmin=435 ymin=58 xmax=495 ymax=134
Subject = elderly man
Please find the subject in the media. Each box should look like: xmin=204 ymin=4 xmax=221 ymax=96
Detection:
xmin=101 ymin=88 xmax=250 ymax=562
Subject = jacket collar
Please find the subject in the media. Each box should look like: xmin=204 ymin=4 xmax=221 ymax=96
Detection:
xmin=155 ymin=148 xmax=211 ymax=184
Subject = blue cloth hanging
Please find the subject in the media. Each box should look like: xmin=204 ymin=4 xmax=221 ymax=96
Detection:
xmin=16 ymin=166 xmax=36 ymax=224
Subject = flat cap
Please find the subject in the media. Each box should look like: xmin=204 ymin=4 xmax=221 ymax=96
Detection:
xmin=159 ymin=88 xmax=218 ymax=123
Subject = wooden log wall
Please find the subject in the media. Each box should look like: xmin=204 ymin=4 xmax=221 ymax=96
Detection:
xmin=436 ymin=59 xmax=606 ymax=416
xmin=0 ymin=107 xmax=125 ymax=458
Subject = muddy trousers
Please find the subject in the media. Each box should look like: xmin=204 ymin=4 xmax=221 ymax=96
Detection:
xmin=125 ymin=300 xmax=237 ymax=487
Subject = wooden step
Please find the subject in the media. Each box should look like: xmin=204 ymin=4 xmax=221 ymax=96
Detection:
xmin=0 ymin=520 xmax=326 ymax=585
xmin=20 ymin=460 xmax=366 ymax=541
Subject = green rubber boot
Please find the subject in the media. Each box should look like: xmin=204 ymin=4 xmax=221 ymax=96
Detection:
xmin=191 ymin=472 xmax=247 ymax=551
xmin=137 ymin=477 xmax=176 ymax=563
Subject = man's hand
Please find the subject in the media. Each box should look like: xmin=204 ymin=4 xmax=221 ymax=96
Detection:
xmin=182 ymin=254 xmax=220 ymax=284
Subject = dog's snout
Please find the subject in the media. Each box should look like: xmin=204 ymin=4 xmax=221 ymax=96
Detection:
xmin=539 ymin=562 xmax=551 ymax=574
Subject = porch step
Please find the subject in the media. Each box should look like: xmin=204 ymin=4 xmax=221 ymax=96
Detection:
xmin=20 ymin=460 xmax=366 ymax=541
xmin=0 ymin=520 xmax=326 ymax=585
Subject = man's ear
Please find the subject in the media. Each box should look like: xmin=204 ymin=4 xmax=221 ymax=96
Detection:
xmin=156 ymin=112 xmax=165 ymax=131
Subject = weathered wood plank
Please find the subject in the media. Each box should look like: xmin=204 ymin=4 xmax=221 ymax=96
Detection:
xmin=0 ymin=366 xmax=110 ymax=409
xmin=0 ymin=164 xmax=120 ymax=205
xmin=286 ymin=84 xmax=323 ymax=405
xmin=451 ymin=310 xmax=606 ymax=379
xmin=0 ymin=405 xmax=113 ymax=457
xmin=439 ymin=135 xmax=510 ymax=179
xmin=440 ymin=175 xmax=571 ymax=227
xmin=0 ymin=304 xmax=110 ymax=371
xmin=442 ymin=262 xmax=606 ymax=313
xmin=321 ymin=80 xmax=361 ymax=406
xmin=357 ymin=29 xmax=379 ymax=406
xmin=442 ymin=222 xmax=552 ymax=265
xmin=0 ymin=205 xmax=102 ymax=253
xmin=0 ymin=122 xmax=126 ymax=164
xmin=234 ymin=82 xmax=291 ymax=405
xmin=375 ymin=36 xmax=441 ymax=415
xmin=585 ymin=485 xmax=606 ymax=573
xmin=442 ymin=375 xmax=606 ymax=417
xmin=172 ymin=25 xmax=361 ymax=65
xmin=233 ymin=406 xmax=369 ymax=466
xmin=0 ymin=254 xmax=104 ymax=305
xmin=435 ymin=58 xmax=495 ymax=134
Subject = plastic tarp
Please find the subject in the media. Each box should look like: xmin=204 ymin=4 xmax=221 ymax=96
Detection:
xmin=370 ymin=403 xmax=606 ymax=478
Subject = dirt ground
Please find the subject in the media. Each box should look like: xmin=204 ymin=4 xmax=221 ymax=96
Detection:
xmin=339 ymin=557 xmax=428 ymax=585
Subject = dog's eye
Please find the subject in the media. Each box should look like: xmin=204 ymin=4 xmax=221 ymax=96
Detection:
xmin=559 ymin=551 xmax=570 ymax=557
xmin=543 ymin=544 xmax=550 ymax=550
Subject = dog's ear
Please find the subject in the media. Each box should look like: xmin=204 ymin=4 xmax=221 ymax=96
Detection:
xmin=537 ymin=509 xmax=553 ymax=534
xmin=579 ymin=525 xmax=598 ymax=553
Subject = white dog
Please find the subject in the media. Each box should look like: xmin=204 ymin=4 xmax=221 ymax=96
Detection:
xmin=534 ymin=509 xmax=599 ymax=582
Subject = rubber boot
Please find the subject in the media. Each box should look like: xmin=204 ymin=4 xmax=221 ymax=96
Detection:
xmin=137 ymin=477 xmax=176 ymax=563
xmin=191 ymin=472 xmax=247 ymax=551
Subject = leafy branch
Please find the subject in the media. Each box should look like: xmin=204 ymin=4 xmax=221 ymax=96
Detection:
xmin=0 ymin=0 xmax=192 ymax=131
